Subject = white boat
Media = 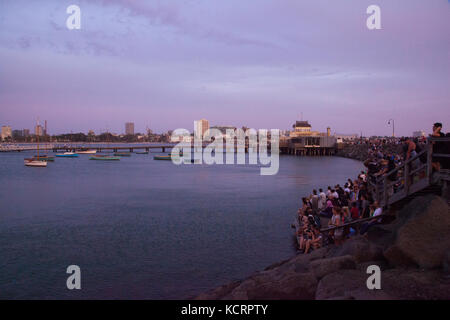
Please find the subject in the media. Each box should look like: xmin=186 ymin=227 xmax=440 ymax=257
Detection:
xmin=24 ymin=118 xmax=47 ymax=167
xmin=77 ymin=150 xmax=97 ymax=154
xmin=24 ymin=159 xmax=48 ymax=167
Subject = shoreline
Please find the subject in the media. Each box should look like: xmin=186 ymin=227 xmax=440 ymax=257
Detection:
xmin=195 ymin=142 xmax=450 ymax=300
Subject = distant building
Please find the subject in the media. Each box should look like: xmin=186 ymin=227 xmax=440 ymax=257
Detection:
xmin=12 ymin=130 xmax=23 ymax=138
xmin=289 ymin=120 xmax=321 ymax=137
xmin=44 ymin=120 xmax=48 ymax=135
xmin=35 ymin=125 xmax=44 ymax=136
xmin=209 ymin=125 xmax=236 ymax=139
xmin=23 ymin=129 xmax=30 ymax=137
xmin=88 ymin=130 xmax=95 ymax=136
xmin=413 ymin=130 xmax=426 ymax=138
xmin=1 ymin=126 xmax=12 ymax=140
xmin=194 ymin=119 xmax=209 ymax=138
xmin=125 ymin=122 xmax=135 ymax=135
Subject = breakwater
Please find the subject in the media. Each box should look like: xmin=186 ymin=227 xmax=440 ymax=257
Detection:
xmin=196 ymin=194 xmax=450 ymax=300
xmin=336 ymin=142 xmax=404 ymax=161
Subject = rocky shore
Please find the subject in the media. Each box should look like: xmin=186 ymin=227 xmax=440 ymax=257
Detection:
xmin=196 ymin=194 xmax=450 ymax=300
xmin=336 ymin=143 xmax=403 ymax=161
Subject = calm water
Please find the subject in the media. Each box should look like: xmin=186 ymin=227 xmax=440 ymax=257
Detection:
xmin=0 ymin=151 xmax=363 ymax=299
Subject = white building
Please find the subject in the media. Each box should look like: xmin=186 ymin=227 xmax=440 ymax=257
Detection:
xmin=413 ymin=130 xmax=426 ymax=138
xmin=125 ymin=122 xmax=135 ymax=135
xmin=1 ymin=125 xmax=12 ymax=140
xmin=194 ymin=119 xmax=209 ymax=138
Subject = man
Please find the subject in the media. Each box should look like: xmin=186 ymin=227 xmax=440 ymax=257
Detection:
xmin=431 ymin=122 xmax=446 ymax=171
xmin=360 ymin=201 xmax=383 ymax=235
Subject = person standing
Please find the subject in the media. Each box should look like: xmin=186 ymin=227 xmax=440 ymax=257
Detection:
xmin=318 ymin=188 xmax=326 ymax=210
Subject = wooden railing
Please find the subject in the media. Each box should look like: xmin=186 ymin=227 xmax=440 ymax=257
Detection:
xmin=369 ymin=137 xmax=450 ymax=207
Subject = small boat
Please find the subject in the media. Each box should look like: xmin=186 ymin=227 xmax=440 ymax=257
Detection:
xmin=24 ymin=119 xmax=47 ymax=167
xmin=135 ymin=151 xmax=149 ymax=154
xmin=114 ymin=152 xmax=131 ymax=157
xmin=33 ymin=155 xmax=55 ymax=161
xmin=153 ymin=155 xmax=172 ymax=160
xmin=89 ymin=155 xmax=120 ymax=161
xmin=24 ymin=159 xmax=47 ymax=167
xmin=77 ymin=150 xmax=97 ymax=154
xmin=55 ymin=152 xmax=79 ymax=157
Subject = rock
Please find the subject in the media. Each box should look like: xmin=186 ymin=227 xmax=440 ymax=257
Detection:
xmin=310 ymin=255 xmax=356 ymax=279
xmin=331 ymin=236 xmax=384 ymax=263
xmin=443 ymin=251 xmax=450 ymax=275
xmin=195 ymin=281 xmax=242 ymax=300
xmin=384 ymin=195 xmax=450 ymax=269
xmin=357 ymin=260 xmax=389 ymax=272
xmin=196 ymin=248 xmax=329 ymax=300
xmin=315 ymin=269 xmax=392 ymax=300
xmin=223 ymin=272 xmax=318 ymax=300
xmin=316 ymin=268 xmax=450 ymax=300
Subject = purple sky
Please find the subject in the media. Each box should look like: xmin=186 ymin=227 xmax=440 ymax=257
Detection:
xmin=0 ymin=0 xmax=449 ymax=136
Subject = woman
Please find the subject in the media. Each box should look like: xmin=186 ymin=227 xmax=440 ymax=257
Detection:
xmin=329 ymin=207 xmax=343 ymax=245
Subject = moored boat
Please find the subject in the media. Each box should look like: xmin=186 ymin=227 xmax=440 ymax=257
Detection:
xmin=24 ymin=118 xmax=47 ymax=167
xmin=24 ymin=159 xmax=47 ymax=167
xmin=114 ymin=152 xmax=131 ymax=157
xmin=153 ymin=155 xmax=172 ymax=160
xmin=33 ymin=155 xmax=54 ymax=161
xmin=55 ymin=152 xmax=79 ymax=157
xmin=135 ymin=151 xmax=149 ymax=154
xmin=89 ymin=155 xmax=120 ymax=161
xmin=77 ymin=150 xmax=97 ymax=154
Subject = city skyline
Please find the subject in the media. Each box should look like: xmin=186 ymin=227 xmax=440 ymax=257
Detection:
xmin=0 ymin=0 xmax=449 ymax=136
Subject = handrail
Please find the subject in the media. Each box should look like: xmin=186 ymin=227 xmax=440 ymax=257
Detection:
xmin=428 ymin=137 xmax=450 ymax=142
xmin=320 ymin=214 xmax=386 ymax=232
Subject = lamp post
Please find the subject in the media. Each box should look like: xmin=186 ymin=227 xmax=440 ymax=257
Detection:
xmin=388 ymin=119 xmax=395 ymax=137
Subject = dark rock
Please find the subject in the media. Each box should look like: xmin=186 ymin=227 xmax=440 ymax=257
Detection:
xmin=310 ymin=255 xmax=356 ymax=279
xmin=357 ymin=260 xmax=389 ymax=272
xmin=315 ymin=269 xmax=392 ymax=300
xmin=443 ymin=251 xmax=450 ymax=275
xmin=316 ymin=268 xmax=450 ymax=300
xmin=331 ymin=236 xmax=384 ymax=263
xmin=384 ymin=195 xmax=450 ymax=269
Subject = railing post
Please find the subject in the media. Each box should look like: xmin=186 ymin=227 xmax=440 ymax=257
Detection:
xmin=404 ymin=159 xmax=410 ymax=196
xmin=427 ymin=141 xmax=433 ymax=184
xmin=384 ymin=175 xmax=388 ymax=206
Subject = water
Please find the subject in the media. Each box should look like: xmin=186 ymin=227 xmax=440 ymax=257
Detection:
xmin=0 ymin=150 xmax=363 ymax=299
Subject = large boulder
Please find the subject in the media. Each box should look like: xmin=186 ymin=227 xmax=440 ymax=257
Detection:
xmin=316 ymin=268 xmax=450 ymax=300
xmin=315 ymin=269 xmax=393 ymax=300
xmin=310 ymin=255 xmax=356 ymax=279
xmin=383 ymin=195 xmax=450 ymax=269
xmin=330 ymin=236 xmax=384 ymax=263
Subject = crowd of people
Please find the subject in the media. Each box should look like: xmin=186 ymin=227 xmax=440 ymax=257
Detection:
xmin=295 ymin=172 xmax=382 ymax=253
xmin=295 ymin=122 xmax=448 ymax=254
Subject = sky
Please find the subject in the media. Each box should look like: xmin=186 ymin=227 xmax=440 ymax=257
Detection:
xmin=0 ymin=0 xmax=449 ymax=136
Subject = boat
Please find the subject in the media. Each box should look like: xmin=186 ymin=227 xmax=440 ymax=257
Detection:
xmin=55 ymin=152 xmax=79 ymax=157
xmin=114 ymin=152 xmax=131 ymax=157
xmin=33 ymin=155 xmax=55 ymax=161
xmin=135 ymin=151 xmax=149 ymax=154
xmin=24 ymin=159 xmax=47 ymax=167
xmin=25 ymin=119 xmax=47 ymax=167
xmin=153 ymin=155 xmax=172 ymax=160
xmin=77 ymin=150 xmax=97 ymax=154
xmin=89 ymin=155 xmax=120 ymax=161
